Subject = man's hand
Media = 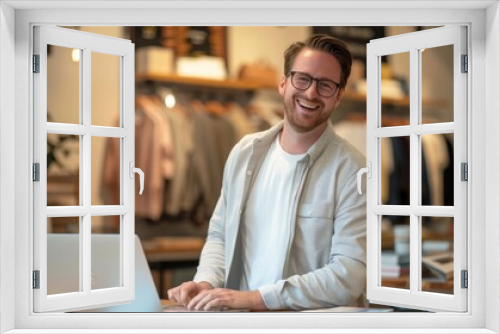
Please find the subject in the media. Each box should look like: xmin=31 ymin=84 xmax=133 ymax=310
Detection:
xmin=167 ymin=281 xmax=213 ymax=306
xmin=187 ymin=288 xmax=268 ymax=311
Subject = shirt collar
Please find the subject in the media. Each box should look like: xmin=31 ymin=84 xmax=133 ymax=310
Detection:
xmin=252 ymin=121 xmax=336 ymax=164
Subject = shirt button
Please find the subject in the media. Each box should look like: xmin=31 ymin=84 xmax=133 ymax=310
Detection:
xmin=246 ymin=170 xmax=252 ymax=176
xmin=306 ymin=210 xmax=312 ymax=216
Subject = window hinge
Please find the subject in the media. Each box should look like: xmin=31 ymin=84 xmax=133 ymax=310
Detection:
xmin=33 ymin=163 xmax=40 ymax=182
xmin=461 ymin=162 xmax=468 ymax=181
xmin=33 ymin=54 xmax=40 ymax=73
xmin=33 ymin=270 xmax=40 ymax=289
xmin=461 ymin=54 xmax=468 ymax=73
xmin=461 ymin=270 xmax=468 ymax=289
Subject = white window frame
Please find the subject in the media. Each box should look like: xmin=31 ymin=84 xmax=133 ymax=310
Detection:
xmin=33 ymin=25 xmax=136 ymax=313
xmin=366 ymin=26 xmax=468 ymax=312
xmin=1 ymin=2 xmax=499 ymax=333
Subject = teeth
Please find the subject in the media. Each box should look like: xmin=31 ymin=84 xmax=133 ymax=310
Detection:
xmin=298 ymin=99 xmax=318 ymax=109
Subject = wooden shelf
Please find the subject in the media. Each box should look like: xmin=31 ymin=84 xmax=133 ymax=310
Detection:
xmin=136 ymin=73 xmax=446 ymax=109
xmin=342 ymin=91 xmax=447 ymax=109
xmin=136 ymin=73 xmax=277 ymax=91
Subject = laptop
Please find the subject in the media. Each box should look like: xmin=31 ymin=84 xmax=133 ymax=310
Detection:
xmin=47 ymin=233 xmax=164 ymax=312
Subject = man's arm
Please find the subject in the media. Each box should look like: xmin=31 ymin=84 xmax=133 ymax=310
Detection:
xmin=191 ymin=193 xmax=227 ymax=288
xmin=191 ymin=136 xmax=251 ymax=288
xmin=166 ymin=190 xmax=227 ymax=307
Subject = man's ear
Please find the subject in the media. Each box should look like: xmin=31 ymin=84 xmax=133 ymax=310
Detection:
xmin=278 ymin=75 xmax=287 ymax=97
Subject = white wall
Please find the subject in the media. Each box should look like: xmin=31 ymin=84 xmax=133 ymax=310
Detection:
xmin=7 ymin=6 xmax=494 ymax=330
xmin=485 ymin=2 xmax=500 ymax=331
xmin=228 ymin=26 xmax=311 ymax=79
xmin=0 ymin=1 xmax=16 ymax=329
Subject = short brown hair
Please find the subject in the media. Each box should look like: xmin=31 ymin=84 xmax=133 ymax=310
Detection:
xmin=283 ymin=34 xmax=352 ymax=89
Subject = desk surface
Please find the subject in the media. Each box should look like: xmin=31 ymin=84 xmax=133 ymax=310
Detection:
xmin=160 ymin=300 xmax=394 ymax=313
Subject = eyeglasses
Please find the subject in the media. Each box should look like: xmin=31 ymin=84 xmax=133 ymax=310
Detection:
xmin=288 ymin=71 xmax=340 ymax=97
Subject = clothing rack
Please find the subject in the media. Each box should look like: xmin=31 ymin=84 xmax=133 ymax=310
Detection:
xmin=103 ymin=90 xmax=278 ymax=234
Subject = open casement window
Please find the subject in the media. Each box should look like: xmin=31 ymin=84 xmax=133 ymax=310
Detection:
xmin=364 ymin=26 xmax=467 ymax=312
xmin=33 ymin=26 xmax=140 ymax=312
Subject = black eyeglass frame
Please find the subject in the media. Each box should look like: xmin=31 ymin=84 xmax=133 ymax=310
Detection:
xmin=287 ymin=71 xmax=341 ymax=97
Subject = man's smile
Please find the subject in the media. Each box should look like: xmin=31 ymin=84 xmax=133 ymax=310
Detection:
xmin=296 ymin=98 xmax=321 ymax=112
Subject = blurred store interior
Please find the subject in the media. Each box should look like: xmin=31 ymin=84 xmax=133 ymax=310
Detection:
xmin=46 ymin=26 xmax=455 ymax=307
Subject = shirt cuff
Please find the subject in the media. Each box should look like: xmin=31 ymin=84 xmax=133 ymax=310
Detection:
xmin=258 ymin=284 xmax=284 ymax=310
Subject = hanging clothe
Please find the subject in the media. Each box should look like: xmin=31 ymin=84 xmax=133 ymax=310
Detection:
xmin=102 ymin=90 xmax=274 ymax=227
xmin=442 ymin=135 xmax=454 ymax=206
xmin=421 ymin=134 xmax=449 ymax=206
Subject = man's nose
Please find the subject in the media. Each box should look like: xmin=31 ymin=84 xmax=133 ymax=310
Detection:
xmin=304 ymin=80 xmax=320 ymax=98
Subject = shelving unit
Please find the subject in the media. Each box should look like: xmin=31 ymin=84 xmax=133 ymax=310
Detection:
xmin=136 ymin=73 xmax=447 ymax=110
xmin=135 ymin=73 xmax=277 ymax=91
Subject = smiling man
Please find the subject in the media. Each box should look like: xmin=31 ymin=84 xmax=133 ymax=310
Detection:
xmin=168 ymin=34 xmax=367 ymax=311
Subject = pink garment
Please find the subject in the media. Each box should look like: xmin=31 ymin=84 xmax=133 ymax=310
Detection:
xmin=134 ymin=94 xmax=175 ymax=220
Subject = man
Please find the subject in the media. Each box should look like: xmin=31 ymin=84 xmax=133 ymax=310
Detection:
xmin=168 ymin=34 xmax=367 ymax=311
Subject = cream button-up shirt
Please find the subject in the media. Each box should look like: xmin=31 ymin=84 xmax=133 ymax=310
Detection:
xmin=194 ymin=121 xmax=367 ymax=310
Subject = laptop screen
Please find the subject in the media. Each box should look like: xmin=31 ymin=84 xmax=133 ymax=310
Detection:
xmin=47 ymin=234 xmax=163 ymax=312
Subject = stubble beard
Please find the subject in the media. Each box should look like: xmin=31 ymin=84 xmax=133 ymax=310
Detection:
xmin=283 ymin=97 xmax=333 ymax=134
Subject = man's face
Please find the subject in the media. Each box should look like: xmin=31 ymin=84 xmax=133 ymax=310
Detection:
xmin=278 ymin=48 xmax=344 ymax=134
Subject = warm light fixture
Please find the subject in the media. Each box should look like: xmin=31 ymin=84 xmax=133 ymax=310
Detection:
xmin=72 ymin=49 xmax=80 ymax=62
xmin=164 ymin=93 xmax=176 ymax=109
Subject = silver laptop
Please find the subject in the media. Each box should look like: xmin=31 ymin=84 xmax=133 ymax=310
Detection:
xmin=47 ymin=234 xmax=164 ymax=312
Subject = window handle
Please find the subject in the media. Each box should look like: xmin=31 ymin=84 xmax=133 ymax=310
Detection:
xmin=357 ymin=162 xmax=371 ymax=195
xmin=129 ymin=162 xmax=144 ymax=195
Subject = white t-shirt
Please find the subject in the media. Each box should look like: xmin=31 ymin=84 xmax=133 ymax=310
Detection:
xmin=240 ymin=135 xmax=308 ymax=291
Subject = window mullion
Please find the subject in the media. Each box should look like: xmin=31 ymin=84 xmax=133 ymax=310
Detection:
xmin=365 ymin=47 xmax=379 ymax=297
xmin=81 ymin=47 xmax=92 ymax=295
xmin=46 ymin=123 xmax=88 ymax=136
xmin=33 ymin=31 xmax=49 ymax=308
xmin=373 ymin=205 xmax=411 ymax=215
xmin=122 ymin=52 xmax=135 ymax=290
xmin=413 ymin=123 xmax=454 ymax=135
xmin=452 ymin=26 xmax=468 ymax=307
xmin=46 ymin=206 xmax=90 ymax=217
xmin=90 ymin=205 xmax=129 ymax=216
xmin=409 ymin=47 xmax=421 ymax=296
xmin=372 ymin=126 xmax=412 ymax=138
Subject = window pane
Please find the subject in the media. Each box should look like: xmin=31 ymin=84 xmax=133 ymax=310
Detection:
xmin=421 ymin=217 xmax=454 ymax=295
xmin=47 ymin=217 xmax=80 ymax=295
xmin=47 ymin=45 xmax=80 ymax=124
xmin=381 ymin=136 xmax=410 ymax=205
xmin=47 ymin=133 xmax=80 ymax=206
xmin=380 ymin=53 xmax=410 ymax=127
xmin=421 ymin=134 xmax=454 ymax=206
xmin=91 ymin=216 xmax=121 ymax=290
xmin=91 ymin=52 xmax=121 ymax=127
xmin=92 ymin=136 xmax=121 ymax=206
xmin=381 ymin=215 xmax=410 ymax=290
xmin=421 ymin=45 xmax=454 ymax=124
